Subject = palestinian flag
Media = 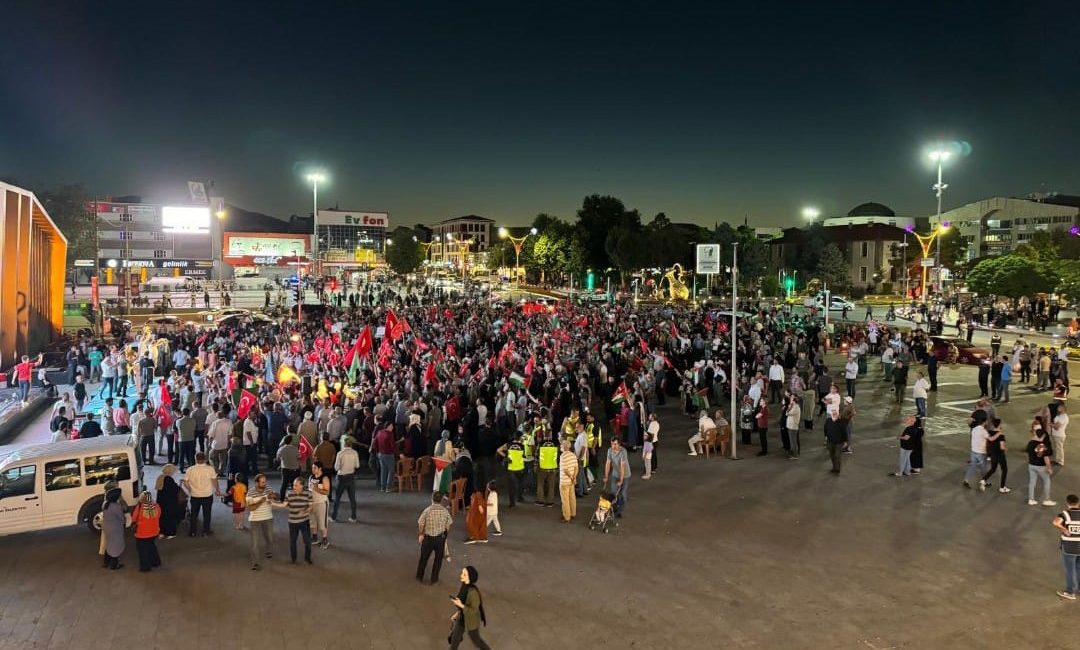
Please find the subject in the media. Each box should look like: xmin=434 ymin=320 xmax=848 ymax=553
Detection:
xmin=611 ymin=382 xmax=631 ymax=405
xmin=508 ymin=371 xmax=527 ymax=390
xmin=347 ymin=350 xmax=362 ymax=385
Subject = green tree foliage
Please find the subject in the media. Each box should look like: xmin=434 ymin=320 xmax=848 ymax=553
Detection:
xmin=37 ymin=184 xmax=96 ymax=265
xmin=760 ymin=274 xmax=781 ymax=297
xmin=966 ymin=255 xmax=1059 ymax=299
xmin=815 ymin=243 xmax=849 ymax=290
xmin=576 ymin=195 xmax=640 ymax=269
xmin=384 ymin=226 xmax=425 ymax=274
xmin=936 ymin=228 xmax=968 ymax=270
xmin=1058 ymin=260 xmax=1080 ymax=303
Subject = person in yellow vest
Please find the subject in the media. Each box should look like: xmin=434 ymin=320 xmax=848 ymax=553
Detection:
xmin=535 ymin=435 xmax=559 ymax=507
xmin=561 ymin=407 xmax=580 ymax=442
xmin=496 ymin=432 xmax=525 ymax=508
xmin=585 ymin=411 xmax=602 ymax=477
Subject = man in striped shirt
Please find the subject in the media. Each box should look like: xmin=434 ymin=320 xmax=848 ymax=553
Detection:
xmin=246 ymin=474 xmax=276 ymax=571
xmin=559 ymin=440 xmax=579 ymax=523
xmin=274 ymin=476 xmax=313 ymax=565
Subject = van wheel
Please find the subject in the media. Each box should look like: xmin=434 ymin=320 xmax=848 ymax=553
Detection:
xmin=80 ymin=500 xmax=103 ymax=533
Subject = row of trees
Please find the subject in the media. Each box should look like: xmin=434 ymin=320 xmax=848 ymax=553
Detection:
xmin=966 ymin=229 xmax=1080 ymax=301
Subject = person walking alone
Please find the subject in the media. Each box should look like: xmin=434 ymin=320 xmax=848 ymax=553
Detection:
xmin=245 ymin=473 xmax=275 ymax=571
xmin=416 ymin=491 xmax=452 ymax=585
xmin=448 ymin=566 xmax=491 ymax=650
xmin=824 ymin=411 xmax=847 ymax=475
xmin=1027 ymin=418 xmax=1056 ymax=507
xmin=333 ymin=439 xmax=360 ymax=523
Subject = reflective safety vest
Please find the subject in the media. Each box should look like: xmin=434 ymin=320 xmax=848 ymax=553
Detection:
xmin=507 ymin=443 xmax=525 ymax=472
xmin=521 ymin=431 xmax=536 ymax=461
xmin=1061 ymin=508 xmax=1080 ymax=555
xmin=538 ymin=442 xmax=558 ymax=470
xmin=586 ymin=423 xmax=601 ymax=450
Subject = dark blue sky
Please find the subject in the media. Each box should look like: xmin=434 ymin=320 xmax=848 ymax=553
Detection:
xmin=1 ymin=1 xmax=1078 ymax=227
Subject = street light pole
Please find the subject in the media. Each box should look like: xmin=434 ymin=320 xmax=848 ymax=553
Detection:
xmin=306 ymin=172 xmax=325 ymax=278
xmin=730 ymin=241 xmax=739 ymax=460
xmin=928 ymin=148 xmax=953 ymax=298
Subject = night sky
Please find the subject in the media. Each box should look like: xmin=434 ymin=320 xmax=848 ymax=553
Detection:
xmin=1 ymin=1 xmax=1078 ymax=228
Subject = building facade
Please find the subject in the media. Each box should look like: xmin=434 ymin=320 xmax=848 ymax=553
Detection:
xmin=928 ymin=195 xmax=1080 ymax=261
xmin=0 ymin=182 xmax=67 ymax=360
xmin=315 ymin=210 xmax=389 ymax=269
xmin=429 ymin=215 xmax=495 ymax=270
xmin=95 ymin=200 xmax=221 ymax=283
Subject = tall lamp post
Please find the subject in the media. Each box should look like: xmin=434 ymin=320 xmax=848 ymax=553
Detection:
xmin=729 ymin=242 xmax=739 ymax=460
xmin=214 ymin=208 xmax=227 ymax=283
xmin=928 ymin=148 xmax=953 ymax=295
xmin=498 ymin=226 xmax=537 ymax=289
xmin=802 ymin=207 xmax=820 ymax=226
xmin=913 ymin=223 xmax=950 ymax=302
xmin=306 ymin=171 xmax=326 ymax=277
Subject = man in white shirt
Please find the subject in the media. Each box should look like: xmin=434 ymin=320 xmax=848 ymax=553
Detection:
xmin=245 ymin=473 xmax=276 ymax=570
xmin=207 ymin=409 xmax=233 ymax=476
xmin=912 ymin=372 xmax=931 ymax=418
xmin=965 ymin=422 xmax=989 ymax=490
xmin=748 ymin=375 xmax=763 ymax=408
xmin=844 ymin=357 xmax=859 ymax=398
xmin=688 ymin=411 xmax=715 ymax=456
xmin=768 ymin=361 xmax=785 ymax=404
xmin=243 ymin=411 xmax=260 ymax=475
xmin=822 ymin=384 xmax=842 ymax=418
xmin=332 ymin=439 xmax=361 ymax=522
xmin=1052 ymin=405 xmax=1069 ymax=466
xmin=182 ymin=452 xmax=221 ymax=536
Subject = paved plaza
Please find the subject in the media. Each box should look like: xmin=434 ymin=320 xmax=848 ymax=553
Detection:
xmin=0 ymin=350 xmax=1076 ymax=650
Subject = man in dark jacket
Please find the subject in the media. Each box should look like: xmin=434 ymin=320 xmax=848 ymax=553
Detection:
xmin=79 ymin=412 xmax=103 ymax=438
xmin=824 ymin=411 xmax=848 ymax=474
xmin=892 ymin=361 xmax=909 ymax=404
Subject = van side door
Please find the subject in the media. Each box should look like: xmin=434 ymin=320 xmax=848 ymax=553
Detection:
xmin=42 ymin=458 xmax=84 ymax=528
xmin=0 ymin=464 xmax=42 ymax=534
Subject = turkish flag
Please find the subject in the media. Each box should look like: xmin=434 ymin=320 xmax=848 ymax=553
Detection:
xmin=385 ymin=309 xmax=410 ymax=341
xmin=423 ymin=360 xmax=438 ymax=389
xmin=298 ymin=434 xmax=314 ymax=463
xmin=237 ymin=389 xmax=258 ymax=419
xmin=158 ymin=379 xmax=172 ymax=407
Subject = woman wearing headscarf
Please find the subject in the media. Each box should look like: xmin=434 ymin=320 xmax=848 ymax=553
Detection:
xmin=433 ymin=430 xmax=456 ymax=494
xmin=407 ymin=412 xmax=426 ymax=461
xmin=130 ymin=491 xmax=162 ymax=572
xmin=155 ymin=464 xmax=183 ymax=539
xmin=463 ymin=483 xmax=488 ymax=545
xmin=101 ymin=485 xmax=126 ymax=570
xmin=448 ymin=566 xmax=491 ymax=649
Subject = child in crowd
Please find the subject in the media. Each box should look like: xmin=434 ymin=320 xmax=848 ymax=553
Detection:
xmin=485 ymin=481 xmax=502 ymax=537
xmin=641 ymin=429 xmax=654 ymax=480
xmin=230 ymin=473 xmax=248 ymax=530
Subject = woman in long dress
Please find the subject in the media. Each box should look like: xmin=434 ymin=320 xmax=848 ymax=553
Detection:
xmin=433 ymin=430 xmax=456 ymax=494
xmin=155 ymin=464 xmax=182 ymax=538
xmin=463 ymin=489 xmax=488 ymax=545
xmin=101 ymin=486 xmax=126 ymax=569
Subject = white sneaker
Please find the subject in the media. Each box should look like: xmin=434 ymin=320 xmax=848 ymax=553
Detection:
xmin=1057 ymin=591 xmax=1077 ymax=601
xmin=998 ymin=487 xmax=1011 ymax=494
xmin=687 ymin=452 xmax=698 ymax=456
xmin=978 ymin=480 xmax=987 ymax=491
xmin=1042 ymin=500 xmax=1058 ymax=507
xmin=1027 ymin=499 xmax=1038 ymax=506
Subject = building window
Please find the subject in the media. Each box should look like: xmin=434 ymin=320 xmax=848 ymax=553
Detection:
xmin=859 ymin=267 xmax=868 ymax=282
xmin=119 ymin=230 xmax=131 ymax=240
xmin=860 ymin=242 xmax=868 ymax=258
xmin=119 ymin=213 xmax=133 ymax=223
xmin=153 ymin=232 xmax=166 ymax=242
xmin=153 ymin=250 xmax=168 ymax=258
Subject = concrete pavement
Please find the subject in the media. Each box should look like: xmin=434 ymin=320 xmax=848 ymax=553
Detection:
xmin=0 ymin=355 xmax=1076 ymax=649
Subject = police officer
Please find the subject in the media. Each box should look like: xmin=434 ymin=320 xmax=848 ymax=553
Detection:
xmin=1052 ymin=494 xmax=1080 ymax=600
xmin=535 ymin=433 xmax=559 ymax=507
xmin=584 ymin=411 xmax=602 ymax=476
xmin=990 ymin=332 xmax=1002 ymax=358
xmin=497 ymin=433 xmax=525 ymax=508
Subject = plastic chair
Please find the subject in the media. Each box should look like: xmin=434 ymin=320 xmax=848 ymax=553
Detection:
xmin=700 ymin=427 xmax=718 ymax=458
xmin=395 ymin=457 xmax=416 ymax=493
xmin=414 ymin=456 xmax=432 ymax=487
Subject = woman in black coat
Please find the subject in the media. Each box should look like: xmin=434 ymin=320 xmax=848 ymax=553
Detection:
xmin=155 ymin=464 xmax=183 ymax=538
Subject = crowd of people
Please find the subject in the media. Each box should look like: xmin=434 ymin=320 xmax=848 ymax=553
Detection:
xmin=33 ymin=276 xmax=1079 ymax=619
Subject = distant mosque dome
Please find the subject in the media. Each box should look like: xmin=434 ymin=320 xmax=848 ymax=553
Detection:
xmin=846 ymin=202 xmax=895 ymax=217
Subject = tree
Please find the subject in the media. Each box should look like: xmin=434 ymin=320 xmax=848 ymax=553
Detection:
xmin=936 ymin=228 xmax=968 ymax=270
xmin=1058 ymin=260 xmax=1080 ymax=303
xmin=575 ymin=195 xmax=641 ymax=269
xmin=966 ymin=255 xmax=1058 ymax=300
xmin=815 ymin=243 xmax=849 ymax=290
xmin=384 ymin=226 xmax=424 ymax=274
xmin=37 ymin=184 xmax=96 ymax=266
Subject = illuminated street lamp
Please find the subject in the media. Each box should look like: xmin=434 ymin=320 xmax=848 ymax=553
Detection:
xmin=499 ymin=226 xmax=538 ymax=288
xmin=802 ymin=207 xmax=820 ymax=226
xmin=305 ymin=171 xmax=326 ymax=275
xmin=912 ymin=222 xmax=950 ymax=302
xmin=927 ymin=147 xmax=953 ymax=295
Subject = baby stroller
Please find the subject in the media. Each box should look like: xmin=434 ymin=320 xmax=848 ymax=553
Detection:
xmin=588 ymin=492 xmax=617 ymax=534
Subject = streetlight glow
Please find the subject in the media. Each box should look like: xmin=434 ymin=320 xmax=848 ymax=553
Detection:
xmin=305 ymin=171 xmax=326 ymax=183
xmin=802 ymin=207 xmax=820 ymax=224
xmin=498 ymin=227 xmax=509 ymax=238
xmin=927 ymin=149 xmax=952 ymax=163
xmin=530 ymin=227 xmax=537 ymax=235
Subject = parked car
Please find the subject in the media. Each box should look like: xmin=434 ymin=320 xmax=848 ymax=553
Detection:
xmin=929 ymin=336 xmax=991 ymax=365
xmin=144 ymin=315 xmax=184 ymax=334
xmin=196 ymin=308 xmax=252 ymax=323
